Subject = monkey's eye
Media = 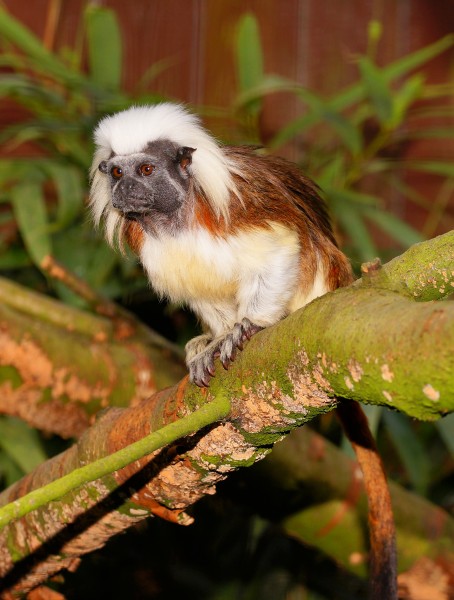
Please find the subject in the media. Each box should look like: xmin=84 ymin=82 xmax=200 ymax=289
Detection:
xmin=111 ymin=166 xmax=123 ymax=179
xmin=139 ymin=164 xmax=154 ymax=176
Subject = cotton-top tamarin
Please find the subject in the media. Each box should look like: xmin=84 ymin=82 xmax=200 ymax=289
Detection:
xmin=90 ymin=104 xmax=396 ymax=598
xmin=90 ymin=103 xmax=353 ymax=386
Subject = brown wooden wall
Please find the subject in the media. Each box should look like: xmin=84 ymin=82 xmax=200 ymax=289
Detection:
xmin=3 ymin=0 xmax=454 ymax=235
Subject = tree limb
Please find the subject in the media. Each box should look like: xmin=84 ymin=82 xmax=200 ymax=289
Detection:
xmin=0 ymin=232 xmax=453 ymax=594
xmin=0 ymin=276 xmax=185 ymax=437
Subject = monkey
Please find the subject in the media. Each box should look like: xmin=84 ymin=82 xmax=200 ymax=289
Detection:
xmin=89 ymin=103 xmax=397 ymax=598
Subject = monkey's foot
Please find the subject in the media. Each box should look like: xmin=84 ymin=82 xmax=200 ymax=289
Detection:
xmin=187 ymin=318 xmax=263 ymax=387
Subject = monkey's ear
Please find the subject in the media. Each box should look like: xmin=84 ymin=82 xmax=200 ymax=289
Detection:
xmin=176 ymin=147 xmax=196 ymax=170
xmin=98 ymin=161 xmax=109 ymax=174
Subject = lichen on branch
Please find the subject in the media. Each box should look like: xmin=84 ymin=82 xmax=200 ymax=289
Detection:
xmin=0 ymin=231 xmax=452 ymax=595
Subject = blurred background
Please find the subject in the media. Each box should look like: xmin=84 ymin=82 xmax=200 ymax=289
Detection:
xmin=0 ymin=1 xmax=453 ymax=598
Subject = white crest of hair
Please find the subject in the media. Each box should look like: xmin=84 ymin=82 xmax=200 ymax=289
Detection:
xmin=92 ymin=103 xmax=238 ymax=224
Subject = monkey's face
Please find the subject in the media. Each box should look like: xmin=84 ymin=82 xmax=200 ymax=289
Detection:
xmin=98 ymin=139 xmax=195 ymax=224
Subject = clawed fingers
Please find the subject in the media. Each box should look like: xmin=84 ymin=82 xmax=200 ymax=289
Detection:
xmin=187 ymin=320 xmax=263 ymax=387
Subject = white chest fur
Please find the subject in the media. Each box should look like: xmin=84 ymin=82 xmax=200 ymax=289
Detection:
xmin=139 ymin=223 xmax=301 ymax=305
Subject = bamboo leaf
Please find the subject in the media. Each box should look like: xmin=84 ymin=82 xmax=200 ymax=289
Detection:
xmin=360 ymin=206 xmax=424 ymax=247
xmin=85 ymin=5 xmax=122 ymax=90
xmin=316 ymin=155 xmax=345 ymax=188
xmin=385 ymin=34 xmax=454 ymax=81
xmin=0 ymin=452 xmax=23 ymax=488
xmin=235 ymin=13 xmax=264 ymax=115
xmin=270 ymin=35 xmax=453 ymax=148
xmin=328 ymin=189 xmax=378 ymax=260
xmin=436 ymin=414 xmax=454 ymax=457
xmin=383 ymin=411 xmax=430 ymax=494
xmin=0 ymin=74 xmax=63 ymax=107
xmin=0 ymin=8 xmax=85 ymax=86
xmin=358 ymin=56 xmax=393 ymax=125
xmin=319 ymin=107 xmax=362 ymax=155
xmin=10 ymin=180 xmax=52 ymax=266
xmin=0 ymin=417 xmax=47 ymax=474
xmin=43 ymin=163 xmax=84 ymax=227
xmin=326 ymin=187 xmax=379 ymax=207
xmin=391 ymin=74 xmax=425 ymax=126
xmin=403 ymin=127 xmax=454 ymax=140
xmin=235 ymin=74 xmax=299 ymax=109
xmin=404 ymin=161 xmax=454 ymax=177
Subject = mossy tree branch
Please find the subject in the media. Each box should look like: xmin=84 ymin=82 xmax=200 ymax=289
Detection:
xmin=0 ymin=232 xmax=453 ymax=595
xmin=0 ymin=276 xmax=185 ymax=438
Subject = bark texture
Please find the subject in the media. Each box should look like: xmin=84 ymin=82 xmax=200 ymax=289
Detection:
xmin=0 ymin=232 xmax=452 ymax=595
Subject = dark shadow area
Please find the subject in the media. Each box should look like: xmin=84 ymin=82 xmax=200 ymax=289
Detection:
xmin=0 ymin=427 xmax=208 ymax=595
xmin=60 ymin=469 xmax=369 ymax=600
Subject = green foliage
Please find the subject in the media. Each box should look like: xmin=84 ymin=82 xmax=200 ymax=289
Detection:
xmin=0 ymin=417 xmax=47 ymax=488
xmin=234 ymin=13 xmax=454 ymax=263
xmin=0 ymin=5 xmax=166 ymax=301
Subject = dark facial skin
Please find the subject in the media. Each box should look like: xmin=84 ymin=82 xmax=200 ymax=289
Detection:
xmin=99 ymin=139 xmax=195 ymax=232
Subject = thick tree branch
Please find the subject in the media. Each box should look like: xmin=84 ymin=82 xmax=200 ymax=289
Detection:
xmin=0 ymin=233 xmax=451 ymax=438
xmin=0 ymin=276 xmax=184 ymax=437
xmin=0 ymin=232 xmax=452 ymax=594
xmin=357 ymin=230 xmax=454 ymax=301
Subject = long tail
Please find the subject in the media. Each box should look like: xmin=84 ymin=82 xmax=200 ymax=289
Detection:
xmin=336 ymin=399 xmax=398 ymax=600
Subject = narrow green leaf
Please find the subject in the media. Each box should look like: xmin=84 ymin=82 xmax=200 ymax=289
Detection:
xmin=270 ymin=35 xmax=453 ymax=148
xmin=0 ymin=160 xmax=28 ymax=184
xmin=404 ymin=161 xmax=454 ymax=177
xmin=0 ymin=452 xmax=24 ymax=487
xmin=326 ymin=187 xmax=379 ymax=207
xmin=137 ymin=57 xmax=177 ymax=90
xmin=359 ymin=56 xmax=393 ymax=125
xmin=235 ymin=13 xmax=264 ymax=115
xmin=10 ymin=180 xmax=52 ymax=266
xmin=385 ymin=34 xmax=454 ymax=81
xmin=403 ymin=127 xmax=454 ymax=141
xmin=383 ymin=411 xmax=430 ymax=494
xmin=391 ymin=74 xmax=424 ymax=126
xmin=360 ymin=206 xmax=424 ymax=247
xmin=85 ymin=243 xmax=118 ymax=289
xmin=0 ymin=8 xmax=84 ymax=86
xmin=362 ymin=404 xmax=383 ymax=437
xmin=270 ymin=112 xmax=320 ymax=148
xmin=0 ymin=417 xmax=47 ymax=473
xmin=319 ymin=106 xmax=362 ymax=155
xmin=43 ymin=163 xmax=84 ymax=227
xmin=328 ymin=190 xmax=377 ymax=260
xmin=316 ymin=155 xmax=345 ymax=188
xmin=367 ymin=20 xmax=383 ymax=53
xmin=436 ymin=414 xmax=454 ymax=457
xmin=235 ymin=74 xmax=299 ymax=109
xmin=0 ymin=124 xmax=45 ymax=148
xmin=85 ymin=5 xmax=122 ymax=90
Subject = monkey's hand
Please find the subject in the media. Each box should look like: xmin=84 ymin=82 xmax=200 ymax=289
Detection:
xmin=185 ymin=318 xmax=263 ymax=387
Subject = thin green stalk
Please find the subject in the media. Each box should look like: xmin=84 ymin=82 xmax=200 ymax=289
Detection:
xmin=0 ymin=393 xmax=231 ymax=529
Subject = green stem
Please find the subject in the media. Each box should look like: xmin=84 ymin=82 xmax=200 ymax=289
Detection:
xmin=0 ymin=393 xmax=231 ymax=529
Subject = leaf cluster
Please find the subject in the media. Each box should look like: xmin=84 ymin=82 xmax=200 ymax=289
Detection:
xmin=0 ymin=5 xmax=168 ymax=303
xmin=234 ymin=15 xmax=454 ymax=263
